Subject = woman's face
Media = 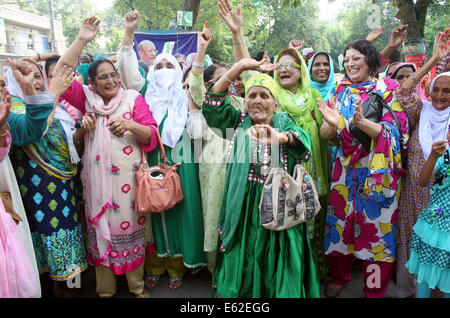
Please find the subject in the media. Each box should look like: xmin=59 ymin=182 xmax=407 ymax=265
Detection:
xmin=343 ymin=48 xmax=371 ymax=83
xmin=311 ymin=54 xmax=330 ymax=83
xmin=154 ymin=58 xmax=175 ymax=71
xmin=386 ymin=63 xmax=399 ymax=78
xmin=393 ymin=66 xmax=415 ymax=86
xmin=46 ymin=63 xmax=56 ymax=84
xmin=233 ymin=77 xmax=245 ymax=96
xmin=91 ymin=62 xmax=120 ymax=101
xmin=276 ymin=54 xmax=301 ymax=92
xmin=245 ymin=86 xmax=277 ymax=125
xmin=30 ymin=64 xmax=45 ymax=92
xmin=430 ymin=76 xmax=450 ymax=111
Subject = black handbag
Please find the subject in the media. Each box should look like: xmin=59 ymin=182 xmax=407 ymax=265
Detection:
xmin=349 ymin=92 xmax=407 ymax=168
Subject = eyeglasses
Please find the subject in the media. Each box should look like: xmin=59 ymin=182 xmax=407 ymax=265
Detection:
xmin=96 ymin=72 xmax=119 ymax=81
xmin=275 ymin=62 xmax=301 ymax=71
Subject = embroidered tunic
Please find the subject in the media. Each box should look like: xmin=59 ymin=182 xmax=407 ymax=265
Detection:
xmin=203 ymin=90 xmax=320 ymax=298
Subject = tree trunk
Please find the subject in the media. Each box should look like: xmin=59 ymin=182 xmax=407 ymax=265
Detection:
xmin=395 ymin=0 xmax=432 ymax=39
xmin=179 ymin=0 xmax=201 ymax=30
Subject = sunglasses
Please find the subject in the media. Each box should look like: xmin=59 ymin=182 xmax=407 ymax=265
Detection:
xmin=275 ymin=62 xmax=301 ymax=71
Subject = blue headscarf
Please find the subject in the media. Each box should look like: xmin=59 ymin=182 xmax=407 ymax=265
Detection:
xmin=308 ymin=52 xmax=335 ymax=102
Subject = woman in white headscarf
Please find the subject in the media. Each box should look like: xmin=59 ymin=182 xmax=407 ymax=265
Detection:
xmin=395 ymin=35 xmax=449 ymax=298
xmin=5 ymin=57 xmax=87 ymax=298
xmin=118 ymin=10 xmax=206 ymax=290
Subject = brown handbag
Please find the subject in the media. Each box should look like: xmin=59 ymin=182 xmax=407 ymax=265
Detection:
xmin=0 ymin=192 xmax=22 ymax=225
xmin=134 ymin=129 xmax=184 ymax=213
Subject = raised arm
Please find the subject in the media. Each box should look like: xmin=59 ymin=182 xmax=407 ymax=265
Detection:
xmin=401 ymin=34 xmax=449 ymax=90
xmin=379 ymin=25 xmax=408 ymax=62
xmin=54 ymin=17 xmax=100 ymax=73
xmin=117 ymin=10 xmax=146 ymax=93
xmin=419 ymin=140 xmax=448 ymax=187
xmin=210 ymin=57 xmax=271 ymax=94
xmin=219 ymin=0 xmax=250 ymax=62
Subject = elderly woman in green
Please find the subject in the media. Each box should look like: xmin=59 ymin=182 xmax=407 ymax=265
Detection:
xmin=274 ymin=48 xmax=329 ymax=278
xmin=202 ymin=57 xmax=320 ymax=298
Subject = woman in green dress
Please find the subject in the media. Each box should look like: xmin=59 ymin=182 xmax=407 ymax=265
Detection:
xmin=202 ymin=58 xmax=320 ymax=298
xmin=274 ymin=48 xmax=330 ymax=278
xmin=118 ymin=10 xmax=206 ymax=290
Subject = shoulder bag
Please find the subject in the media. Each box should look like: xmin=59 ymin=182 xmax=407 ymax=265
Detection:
xmin=134 ymin=129 xmax=184 ymax=213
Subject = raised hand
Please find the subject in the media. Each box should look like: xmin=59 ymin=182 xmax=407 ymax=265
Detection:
xmin=0 ymin=87 xmax=11 ymax=128
xmin=198 ymin=20 xmax=212 ymax=49
xmin=317 ymin=97 xmax=339 ymax=129
xmin=388 ymin=25 xmax=408 ymax=48
xmin=8 ymin=58 xmax=36 ymax=95
xmin=433 ymin=32 xmax=449 ymax=61
xmin=366 ymin=26 xmax=384 ymax=42
xmin=218 ymin=0 xmax=242 ymax=34
xmin=48 ymin=65 xmax=74 ymax=98
xmin=289 ymin=39 xmax=305 ymax=51
xmin=124 ymin=10 xmax=140 ymax=33
xmin=78 ymin=16 xmax=101 ymax=43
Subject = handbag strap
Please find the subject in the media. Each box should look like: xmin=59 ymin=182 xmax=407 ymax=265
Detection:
xmin=140 ymin=125 xmax=168 ymax=165
xmin=372 ymin=93 xmax=407 ymax=168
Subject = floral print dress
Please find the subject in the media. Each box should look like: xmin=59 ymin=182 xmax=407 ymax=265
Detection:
xmin=325 ymin=79 xmax=409 ymax=263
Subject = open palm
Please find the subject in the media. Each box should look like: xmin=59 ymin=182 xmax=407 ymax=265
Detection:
xmin=78 ymin=16 xmax=100 ymax=42
xmin=317 ymin=98 xmax=339 ymax=128
xmin=219 ymin=0 xmax=242 ymax=33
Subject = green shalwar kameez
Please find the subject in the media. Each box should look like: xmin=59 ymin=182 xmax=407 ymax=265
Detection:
xmin=140 ymin=85 xmax=206 ymax=269
xmin=202 ymin=90 xmax=320 ymax=298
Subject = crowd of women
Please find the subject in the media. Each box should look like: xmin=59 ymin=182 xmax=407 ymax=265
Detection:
xmin=0 ymin=0 xmax=449 ymax=299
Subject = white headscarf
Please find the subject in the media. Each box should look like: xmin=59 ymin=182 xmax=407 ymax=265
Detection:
xmin=419 ymin=71 xmax=450 ymax=160
xmin=145 ymin=53 xmax=188 ymax=148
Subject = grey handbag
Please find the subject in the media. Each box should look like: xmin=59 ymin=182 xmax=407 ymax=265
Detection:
xmin=259 ymin=164 xmax=321 ymax=231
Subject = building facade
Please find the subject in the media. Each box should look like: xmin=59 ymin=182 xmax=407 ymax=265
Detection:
xmin=0 ymin=5 xmax=66 ymax=73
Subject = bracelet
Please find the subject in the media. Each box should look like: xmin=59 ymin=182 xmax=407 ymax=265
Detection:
xmin=233 ymin=41 xmax=242 ymax=45
xmin=37 ymin=53 xmax=41 ymax=61
xmin=192 ymin=62 xmax=205 ymax=68
xmin=223 ymin=74 xmax=234 ymax=84
xmin=285 ymin=132 xmax=292 ymax=145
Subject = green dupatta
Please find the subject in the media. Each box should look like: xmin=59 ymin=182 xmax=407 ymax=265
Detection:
xmin=274 ymin=50 xmax=328 ymax=196
xmin=202 ymin=92 xmax=311 ymax=253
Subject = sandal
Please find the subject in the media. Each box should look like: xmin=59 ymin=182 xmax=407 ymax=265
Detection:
xmin=145 ymin=275 xmax=161 ymax=290
xmin=135 ymin=289 xmax=151 ymax=298
xmin=324 ymin=282 xmax=345 ymax=298
xmin=168 ymin=276 xmax=183 ymax=290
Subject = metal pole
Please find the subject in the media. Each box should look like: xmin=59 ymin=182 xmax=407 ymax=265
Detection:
xmin=48 ymin=0 xmax=56 ymax=53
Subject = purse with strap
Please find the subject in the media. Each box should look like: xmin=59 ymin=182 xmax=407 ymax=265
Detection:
xmin=349 ymin=91 xmax=407 ymax=168
xmin=134 ymin=129 xmax=184 ymax=213
xmin=259 ymin=157 xmax=321 ymax=231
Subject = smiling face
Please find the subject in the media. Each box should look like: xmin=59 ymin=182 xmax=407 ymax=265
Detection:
xmin=245 ymin=86 xmax=277 ymax=125
xmin=91 ymin=62 xmax=120 ymax=103
xmin=30 ymin=64 xmax=45 ymax=92
xmin=311 ymin=54 xmax=330 ymax=83
xmin=276 ymin=54 xmax=301 ymax=93
xmin=343 ymin=48 xmax=371 ymax=83
xmin=430 ymin=76 xmax=450 ymax=111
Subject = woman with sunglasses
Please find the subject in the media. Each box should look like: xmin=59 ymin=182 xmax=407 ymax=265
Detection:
xmin=274 ymin=48 xmax=330 ymax=279
xmin=56 ymin=17 xmax=159 ymax=298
